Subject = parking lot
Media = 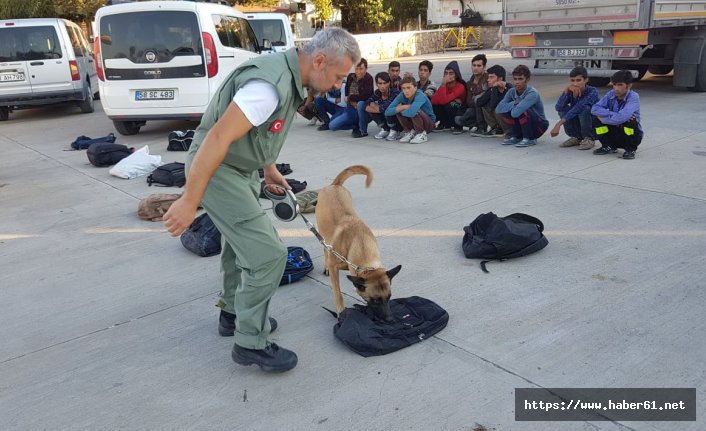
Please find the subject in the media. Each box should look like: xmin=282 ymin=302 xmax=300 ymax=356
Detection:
xmin=1 ymin=50 xmax=705 ymax=430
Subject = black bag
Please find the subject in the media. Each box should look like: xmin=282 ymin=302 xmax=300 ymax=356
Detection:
xmin=147 ymin=162 xmax=186 ymax=187
xmin=281 ymin=246 xmax=313 ymax=285
xmin=167 ymin=130 xmax=194 ymax=151
xmin=462 ymin=212 xmax=548 ymax=272
xmin=87 ymin=143 xmax=133 ymax=167
xmin=180 ymin=213 xmax=221 ymax=257
xmin=71 ymin=133 xmax=116 ymax=150
xmin=257 ymin=163 xmax=292 ymax=178
xmin=332 ymin=296 xmax=449 ymax=357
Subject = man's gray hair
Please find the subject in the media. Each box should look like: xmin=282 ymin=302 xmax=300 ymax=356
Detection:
xmin=301 ymin=27 xmax=361 ymax=65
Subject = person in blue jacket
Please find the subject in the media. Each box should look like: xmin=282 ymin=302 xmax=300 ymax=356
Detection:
xmin=495 ymin=64 xmax=549 ymax=147
xmin=591 ymin=70 xmax=643 ymax=159
xmin=385 ymin=76 xmax=437 ymax=144
xmin=550 ymin=66 xmax=600 ymax=150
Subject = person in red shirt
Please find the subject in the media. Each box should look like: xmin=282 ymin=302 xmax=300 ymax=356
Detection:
xmin=431 ymin=60 xmax=467 ymax=132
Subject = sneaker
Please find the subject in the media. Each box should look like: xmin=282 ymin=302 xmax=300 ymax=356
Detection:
xmin=622 ymin=150 xmax=636 ymax=159
xmin=577 ymin=138 xmax=596 ymax=150
xmin=231 ymin=342 xmax=298 ymax=373
xmin=386 ymin=130 xmax=400 ymax=141
xmin=451 ymin=128 xmax=464 ymax=135
xmin=502 ymin=136 xmax=520 ymax=145
xmin=317 ymin=124 xmax=329 ymax=131
xmin=307 ymin=117 xmax=318 ymax=126
xmin=409 ymin=131 xmax=428 ymax=144
xmin=468 ymin=126 xmax=479 ymax=134
xmin=351 ymin=130 xmax=367 ymax=138
xmin=374 ymin=129 xmax=389 ymax=139
xmin=593 ymin=146 xmax=617 ymax=155
xmin=560 ymin=137 xmax=581 ymax=147
xmin=479 ymin=127 xmax=503 ymax=138
xmin=218 ymin=310 xmax=277 ymax=337
xmin=434 ymin=123 xmax=448 ymax=131
xmin=515 ymin=138 xmax=537 ymax=147
xmin=399 ymin=131 xmax=415 ymax=143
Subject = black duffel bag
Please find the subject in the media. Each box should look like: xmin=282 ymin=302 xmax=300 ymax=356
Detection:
xmin=180 ymin=213 xmax=221 ymax=257
xmin=147 ymin=162 xmax=186 ymax=187
xmin=87 ymin=143 xmax=133 ymax=167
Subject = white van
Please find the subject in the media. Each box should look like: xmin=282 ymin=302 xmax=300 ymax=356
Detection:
xmin=245 ymin=13 xmax=295 ymax=54
xmin=0 ymin=18 xmax=98 ymax=121
xmin=94 ymin=0 xmax=263 ymax=135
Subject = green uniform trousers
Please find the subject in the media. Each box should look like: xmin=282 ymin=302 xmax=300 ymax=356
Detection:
xmin=200 ymin=163 xmax=287 ymax=350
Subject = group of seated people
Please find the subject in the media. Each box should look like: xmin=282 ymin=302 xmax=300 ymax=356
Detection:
xmin=297 ymin=55 xmax=643 ymax=159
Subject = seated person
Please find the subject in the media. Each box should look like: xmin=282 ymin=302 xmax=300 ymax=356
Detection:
xmin=313 ymin=81 xmax=346 ymax=131
xmin=431 ymin=61 xmax=466 ymax=132
xmin=388 ymin=60 xmax=401 ymax=90
xmin=332 ymin=58 xmax=373 ymax=133
xmin=385 ymin=76 xmax=437 ymax=144
xmin=404 ymin=60 xmax=437 ymax=99
xmin=550 ymin=66 xmax=600 ymax=150
xmin=474 ymin=65 xmax=513 ymax=138
xmin=495 ymin=65 xmax=549 ymax=147
xmin=591 ymin=70 xmax=643 ymax=159
xmin=454 ymin=54 xmax=488 ymax=134
xmin=297 ymin=87 xmax=324 ymax=126
xmin=355 ymin=71 xmax=402 ymax=139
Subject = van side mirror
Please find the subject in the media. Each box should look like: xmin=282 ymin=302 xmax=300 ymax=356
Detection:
xmin=261 ymin=39 xmax=273 ymax=52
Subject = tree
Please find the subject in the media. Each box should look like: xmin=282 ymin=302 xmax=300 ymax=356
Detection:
xmin=335 ymin=0 xmax=391 ymax=33
xmin=384 ymin=0 xmax=426 ymax=28
xmin=231 ymin=0 xmax=281 ymax=7
xmin=312 ymin=0 xmax=333 ymax=22
xmin=0 ymin=0 xmax=56 ymax=19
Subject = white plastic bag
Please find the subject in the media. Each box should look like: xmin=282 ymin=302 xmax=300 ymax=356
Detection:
xmin=109 ymin=145 xmax=162 ymax=179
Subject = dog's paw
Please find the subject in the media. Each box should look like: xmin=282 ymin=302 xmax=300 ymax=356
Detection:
xmin=323 ymin=269 xmax=329 ymax=276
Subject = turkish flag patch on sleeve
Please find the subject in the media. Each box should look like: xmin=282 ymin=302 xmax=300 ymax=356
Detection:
xmin=269 ymin=119 xmax=285 ymax=133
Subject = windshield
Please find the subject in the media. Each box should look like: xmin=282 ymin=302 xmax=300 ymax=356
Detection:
xmin=0 ymin=26 xmax=62 ymax=61
xmin=248 ymin=19 xmax=287 ymax=47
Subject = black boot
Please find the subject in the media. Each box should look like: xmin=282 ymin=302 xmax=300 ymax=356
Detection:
xmin=218 ymin=310 xmax=278 ymax=337
xmin=232 ymin=342 xmax=298 ymax=372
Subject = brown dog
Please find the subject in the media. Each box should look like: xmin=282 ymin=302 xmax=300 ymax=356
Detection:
xmin=315 ymin=165 xmax=402 ymax=321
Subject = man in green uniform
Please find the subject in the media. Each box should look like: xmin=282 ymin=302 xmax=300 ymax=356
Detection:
xmin=163 ymin=28 xmax=360 ymax=373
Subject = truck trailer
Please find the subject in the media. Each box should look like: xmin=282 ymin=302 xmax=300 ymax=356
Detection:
xmin=503 ymin=0 xmax=706 ymax=91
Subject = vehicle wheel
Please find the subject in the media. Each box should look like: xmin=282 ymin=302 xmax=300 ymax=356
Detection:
xmin=648 ymin=65 xmax=673 ymax=75
xmin=633 ymin=65 xmax=648 ymax=81
xmin=79 ymin=82 xmax=95 ymax=113
xmin=93 ymin=91 xmax=100 ymax=100
xmin=588 ymin=77 xmax=610 ymax=87
xmin=0 ymin=107 xmax=9 ymax=121
xmin=113 ymin=120 xmax=142 ymax=135
xmin=691 ymin=56 xmax=706 ymax=92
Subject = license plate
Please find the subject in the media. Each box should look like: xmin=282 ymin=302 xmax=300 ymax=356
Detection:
xmin=557 ymin=48 xmax=587 ymax=57
xmin=0 ymin=73 xmax=25 ymax=82
xmin=135 ymin=89 xmax=175 ymax=101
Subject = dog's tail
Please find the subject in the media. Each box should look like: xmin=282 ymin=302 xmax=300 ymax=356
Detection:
xmin=331 ymin=165 xmax=373 ymax=188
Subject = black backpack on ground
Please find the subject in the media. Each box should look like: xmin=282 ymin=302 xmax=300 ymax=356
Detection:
xmin=87 ymin=143 xmax=133 ymax=167
xmin=281 ymin=246 xmax=313 ymax=285
xmin=71 ymin=133 xmax=116 ymax=150
xmin=180 ymin=213 xmax=221 ymax=257
xmin=462 ymin=212 xmax=548 ymax=272
xmin=147 ymin=162 xmax=186 ymax=187
xmin=332 ymin=296 xmax=449 ymax=357
xmin=167 ymin=130 xmax=195 ymax=151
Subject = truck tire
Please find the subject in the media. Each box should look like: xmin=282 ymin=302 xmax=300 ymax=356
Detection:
xmin=648 ymin=65 xmax=673 ymax=75
xmin=588 ymin=77 xmax=610 ymax=87
xmin=78 ymin=82 xmax=95 ymax=113
xmin=0 ymin=107 xmax=9 ymax=121
xmin=693 ymin=57 xmax=706 ymax=92
xmin=633 ymin=65 xmax=648 ymax=81
xmin=113 ymin=120 xmax=143 ymax=135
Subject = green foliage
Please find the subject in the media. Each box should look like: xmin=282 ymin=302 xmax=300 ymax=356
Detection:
xmin=0 ymin=0 xmax=106 ymax=20
xmin=336 ymin=0 xmax=391 ymax=33
xmin=231 ymin=0 xmax=281 ymax=7
xmin=312 ymin=0 xmax=333 ymax=22
xmin=383 ymin=0 xmax=426 ymax=23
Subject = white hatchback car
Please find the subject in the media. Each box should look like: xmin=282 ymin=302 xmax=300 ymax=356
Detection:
xmin=0 ymin=18 xmax=98 ymax=121
xmin=94 ymin=0 xmax=263 ymax=135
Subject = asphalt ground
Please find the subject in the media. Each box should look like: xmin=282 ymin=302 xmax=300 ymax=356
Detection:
xmin=1 ymin=50 xmax=704 ymax=431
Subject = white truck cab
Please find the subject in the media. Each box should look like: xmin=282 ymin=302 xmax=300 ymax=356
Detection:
xmin=244 ymin=13 xmax=295 ymax=54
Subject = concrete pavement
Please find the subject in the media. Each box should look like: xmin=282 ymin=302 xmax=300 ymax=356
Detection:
xmin=1 ymin=50 xmax=704 ymax=431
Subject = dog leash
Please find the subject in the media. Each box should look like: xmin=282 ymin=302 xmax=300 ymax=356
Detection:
xmin=264 ymin=183 xmax=379 ymax=276
xmin=298 ymin=212 xmax=379 ymax=277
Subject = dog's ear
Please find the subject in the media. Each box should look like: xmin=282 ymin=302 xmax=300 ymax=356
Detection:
xmin=346 ymin=275 xmax=366 ymax=291
xmin=386 ymin=265 xmax=402 ymax=281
